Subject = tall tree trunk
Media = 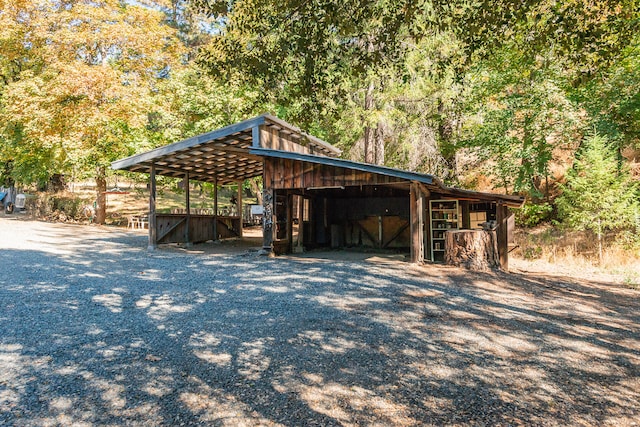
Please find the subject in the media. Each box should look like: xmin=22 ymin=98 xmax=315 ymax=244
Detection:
xmin=374 ymin=125 xmax=384 ymax=165
xmin=363 ymin=80 xmax=375 ymax=164
xmin=249 ymin=179 xmax=263 ymax=205
xmin=95 ymin=166 xmax=107 ymax=224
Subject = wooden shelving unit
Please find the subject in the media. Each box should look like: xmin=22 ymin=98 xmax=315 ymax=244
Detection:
xmin=429 ymin=199 xmax=459 ymax=262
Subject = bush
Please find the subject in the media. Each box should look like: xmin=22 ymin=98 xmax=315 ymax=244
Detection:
xmin=515 ymin=201 xmax=553 ymax=227
xmin=32 ymin=192 xmax=93 ymax=222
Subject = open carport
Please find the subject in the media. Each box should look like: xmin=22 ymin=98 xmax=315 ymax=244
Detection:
xmin=112 ymin=114 xmax=523 ymax=269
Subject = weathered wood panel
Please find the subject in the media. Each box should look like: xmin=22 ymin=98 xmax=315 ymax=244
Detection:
xmin=343 ymin=216 xmax=410 ymax=248
xmin=260 ymin=126 xmax=312 ymax=155
xmin=263 ymin=158 xmax=405 ymax=190
xmin=148 ymin=163 xmax=157 ymax=250
xmin=156 ymin=214 xmax=240 ymax=244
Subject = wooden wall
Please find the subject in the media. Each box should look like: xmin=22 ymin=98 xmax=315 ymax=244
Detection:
xmin=260 ymin=127 xmax=313 ymax=155
xmin=264 ymin=158 xmax=405 ymax=190
xmin=156 ymin=214 xmax=241 ymax=244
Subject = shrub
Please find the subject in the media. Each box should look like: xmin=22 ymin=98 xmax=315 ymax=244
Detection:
xmin=515 ymin=201 xmax=553 ymax=227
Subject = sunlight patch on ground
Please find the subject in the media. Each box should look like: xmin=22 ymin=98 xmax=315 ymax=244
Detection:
xmin=91 ymin=293 xmax=123 ymax=313
xmin=297 ymin=379 xmax=416 ymax=426
xmin=180 ymin=378 xmax=283 ymax=426
xmin=137 ymin=294 xmax=194 ymax=321
xmin=237 ymin=339 xmax=272 ymax=380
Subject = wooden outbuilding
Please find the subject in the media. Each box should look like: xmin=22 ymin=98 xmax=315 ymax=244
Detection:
xmin=112 ymin=114 xmax=524 ymax=269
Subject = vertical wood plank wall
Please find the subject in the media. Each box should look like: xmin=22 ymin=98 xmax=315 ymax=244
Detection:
xmin=263 ymin=158 xmax=405 ymax=189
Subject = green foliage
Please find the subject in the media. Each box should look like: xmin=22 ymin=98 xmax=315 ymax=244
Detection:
xmin=556 ymin=134 xmax=639 ymax=237
xmin=576 ymin=34 xmax=640 ymax=151
xmin=153 ymin=66 xmax=272 ymax=142
xmin=515 ymin=201 xmax=553 ymax=228
xmin=0 ymin=0 xmax=181 ymax=185
xmin=460 ymin=47 xmax=584 ymax=196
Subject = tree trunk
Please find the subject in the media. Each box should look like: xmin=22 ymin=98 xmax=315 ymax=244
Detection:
xmin=445 ymin=230 xmax=500 ymax=271
xmin=363 ymin=80 xmax=375 ymax=164
xmin=597 ymin=220 xmax=603 ymax=265
xmin=95 ymin=166 xmax=107 ymax=224
xmin=374 ymin=125 xmax=384 ymax=165
xmin=249 ymin=179 xmax=263 ymax=205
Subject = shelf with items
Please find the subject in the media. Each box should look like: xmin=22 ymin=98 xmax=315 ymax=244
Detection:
xmin=429 ymin=199 xmax=459 ymax=262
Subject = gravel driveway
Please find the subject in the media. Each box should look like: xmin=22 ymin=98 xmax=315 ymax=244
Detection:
xmin=1 ymin=217 xmax=639 ymax=426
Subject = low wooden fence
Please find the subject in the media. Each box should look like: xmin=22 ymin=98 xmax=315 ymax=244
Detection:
xmin=155 ymin=214 xmax=242 ymax=244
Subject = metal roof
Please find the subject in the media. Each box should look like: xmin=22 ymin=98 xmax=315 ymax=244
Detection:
xmin=251 ymin=148 xmax=525 ymax=207
xmin=112 ymin=115 xmax=524 ymax=207
xmin=111 ymin=114 xmax=340 ymax=184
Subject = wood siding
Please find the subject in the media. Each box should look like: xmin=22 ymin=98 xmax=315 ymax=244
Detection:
xmin=156 ymin=214 xmax=241 ymax=244
xmin=264 ymin=158 xmax=405 ymax=190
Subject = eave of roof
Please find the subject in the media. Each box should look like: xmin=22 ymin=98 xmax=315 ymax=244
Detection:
xmin=111 ymin=116 xmax=524 ymax=207
xmin=111 ymin=113 xmax=341 ymax=174
xmin=250 ymin=147 xmax=440 ymax=186
xmin=251 ymin=148 xmax=525 ymax=207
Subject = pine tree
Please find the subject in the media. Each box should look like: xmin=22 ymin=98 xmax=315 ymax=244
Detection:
xmin=557 ymin=135 xmax=639 ymax=264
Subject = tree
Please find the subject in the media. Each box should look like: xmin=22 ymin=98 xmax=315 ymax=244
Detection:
xmin=556 ymin=134 xmax=639 ymax=264
xmin=576 ymin=34 xmax=640 ymax=155
xmin=193 ymin=0 xmax=638 ymax=170
xmin=0 ymin=0 xmax=181 ymax=223
xmin=459 ymin=47 xmax=584 ymax=196
xmin=196 ymin=0 xmax=428 ymax=165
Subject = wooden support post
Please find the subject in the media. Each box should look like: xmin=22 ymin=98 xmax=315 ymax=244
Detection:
xmin=237 ymin=180 xmax=243 ymax=238
xmin=410 ymin=183 xmax=424 ymax=263
xmin=148 ymin=163 xmax=157 ymax=251
xmin=496 ymin=202 xmax=509 ymax=271
xmin=297 ymin=196 xmax=304 ymax=249
xmin=461 ymin=200 xmax=471 ymax=229
xmin=417 ymin=189 xmax=425 ymax=262
xmin=262 ymin=188 xmax=274 ymax=253
xmin=185 ymin=173 xmax=190 ymax=245
xmin=287 ymin=193 xmax=293 ymax=252
xmin=213 ymin=176 xmax=218 ymax=241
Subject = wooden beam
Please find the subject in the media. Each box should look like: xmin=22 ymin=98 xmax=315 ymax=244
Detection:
xmin=417 ymin=188 xmax=425 ymax=262
xmin=286 ymin=193 xmax=293 ymax=253
xmin=185 ymin=173 xmax=190 ymax=245
xmin=297 ymin=196 xmax=304 ymax=249
xmin=262 ymin=188 xmax=274 ymax=252
xmin=148 ymin=163 xmax=157 ymax=251
xmin=461 ymin=200 xmax=471 ymax=229
xmin=213 ymin=176 xmax=218 ymax=240
xmin=410 ymin=183 xmax=424 ymax=263
xmin=252 ymin=125 xmax=261 ymax=148
xmin=496 ymin=202 xmax=509 ymax=270
xmin=237 ymin=180 xmax=243 ymax=238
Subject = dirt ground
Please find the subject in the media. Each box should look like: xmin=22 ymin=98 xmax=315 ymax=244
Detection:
xmin=1 ymin=216 xmax=639 ymax=426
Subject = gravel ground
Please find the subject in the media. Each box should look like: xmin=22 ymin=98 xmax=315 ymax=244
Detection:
xmin=1 ymin=216 xmax=639 ymax=426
